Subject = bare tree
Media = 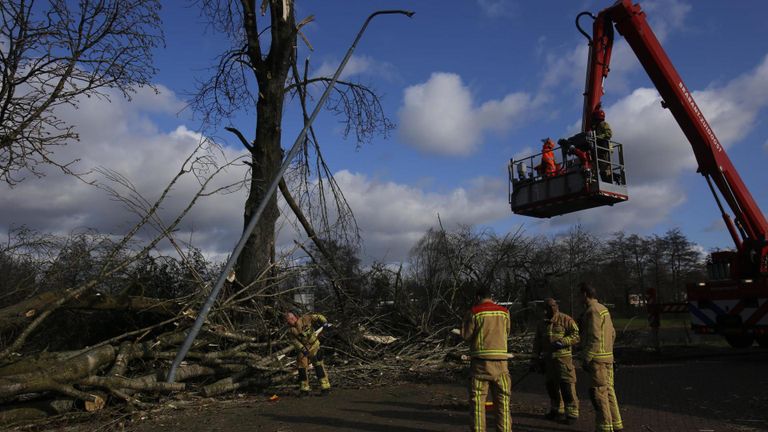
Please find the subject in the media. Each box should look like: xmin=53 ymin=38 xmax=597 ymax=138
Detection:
xmin=0 ymin=0 xmax=164 ymax=185
xmin=192 ymin=0 xmax=393 ymax=288
xmin=663 ymin=228 xmax=704 ymax=301
xmin=406 ymin=224 xmax=529 ymax=331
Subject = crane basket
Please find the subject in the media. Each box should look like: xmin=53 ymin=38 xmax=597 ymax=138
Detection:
xmin=508 ymin=132 xmax=628 ymax=218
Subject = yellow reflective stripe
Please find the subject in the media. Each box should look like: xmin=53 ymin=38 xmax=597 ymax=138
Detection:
xmin=499 ymin=373 xmax=511 ymax=432
xmin=471 ymin=349 xmax=509 ymax=355
xmin=589 ymin=351 xmax=613 ymax=358
xmin=552 ymin=351 xmax=572 ymax=358
xmin=477 ymin=315 xmax=484 ymax=350
xmin=473 ymin=378 xmax=483 ymax=430
xmin=599 ymin=314 xmax=606 ymax=353
xmin=475 ymin=311 xmax=509 ymax=317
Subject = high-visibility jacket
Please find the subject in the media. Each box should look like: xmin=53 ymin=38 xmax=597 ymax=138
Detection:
xmin=541 ymin=148 xmax=556 ymax=176
xmin=581 ymin=299 xmax=615 ymax=364
xmin=534 ymin=312 xmax=580 ymax=359
xmin=289 ymin=313 xmax=327 ymax=353
xmin=461 ymin=300 xmax=510 ymax=360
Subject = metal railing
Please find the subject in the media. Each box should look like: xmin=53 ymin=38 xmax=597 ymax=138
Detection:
xmin=509 ymin=134 xmax=626 ymax=188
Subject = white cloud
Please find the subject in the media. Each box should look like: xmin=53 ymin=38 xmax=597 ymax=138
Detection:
xmin=314 ymin=55 xmax=395 ymax=80
xmin=542 ymin=181 xmax=687 ymax=234
xmin=0 ymin=86 xmax=251 ymax=259
xmin=613 ymin=53 xmax=768 ymax=183
xmin=398 ymin=72 xmax=532 ymax=156
xmin=476 ymin=0 xmax=517 ymax=18
xmin=331 ymin=170 xmax=510 ymax=261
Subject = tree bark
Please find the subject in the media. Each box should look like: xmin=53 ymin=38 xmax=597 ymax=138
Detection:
xmin=234 ymin=0 xmax=297 ymax=289
xmin=0 ymin=345 xmax=116 ymax=399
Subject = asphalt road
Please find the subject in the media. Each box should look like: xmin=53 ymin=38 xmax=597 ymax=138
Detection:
xmin=118 ymin=346 xmax=768 ymax=432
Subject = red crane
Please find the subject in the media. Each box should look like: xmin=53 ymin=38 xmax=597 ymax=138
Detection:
xmin=509 ymin=0 xmax=768 ymax=347
xmin=580 ymin=0 xmax=768 ymax=347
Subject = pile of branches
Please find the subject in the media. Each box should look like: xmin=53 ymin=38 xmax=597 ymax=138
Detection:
xmin=0 ymin=279 xmax=484 ymax=427
xmin=0 ymin=233 xmax=480 ymax=428
xmin=0 ymin=266 xmax=393 ymax=426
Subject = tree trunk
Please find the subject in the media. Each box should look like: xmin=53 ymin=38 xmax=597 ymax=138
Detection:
xmin=235 ymin=1 xmax=296 ymax=289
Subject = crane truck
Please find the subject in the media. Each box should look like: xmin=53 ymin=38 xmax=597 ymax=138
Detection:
xmin=508 ymin=0 xmax=768 ymax=348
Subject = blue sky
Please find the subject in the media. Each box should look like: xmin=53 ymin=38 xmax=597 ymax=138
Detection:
xmin=2 ymin=0 xmax=767 ymax=264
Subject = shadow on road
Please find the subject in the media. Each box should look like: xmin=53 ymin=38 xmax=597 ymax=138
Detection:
xmin=261 ymin=413 xmax=449 ymax=432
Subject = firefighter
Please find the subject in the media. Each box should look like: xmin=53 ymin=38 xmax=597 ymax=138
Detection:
xmin=461 ymin=286 xmax=512 ymax=432
xmin=592 ymin=107 xmax=613 ymax=141
xmin=537 ymin=138 xmax=558 ymax=177
xmin=532 ymin=298 xmax=580 ymax=424
xmin=592 ymin=107 xmax=615 ymax=182
xmin=579 ymin=283 xmax=623 ymax=432
xmin=284 ymin=310 xmax=331 ymax=396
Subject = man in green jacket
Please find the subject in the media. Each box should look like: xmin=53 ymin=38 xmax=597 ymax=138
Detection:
xmin=533 ymin=298 xmax=580 ymax=423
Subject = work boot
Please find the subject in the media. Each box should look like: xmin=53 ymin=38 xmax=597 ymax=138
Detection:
xmin=321 ymin=388 xmax=331 ymax=396
xmin=564 ymin=417 xmax=577 ymax=425
xmin=298 ymin=390 xmax=310 ymax=398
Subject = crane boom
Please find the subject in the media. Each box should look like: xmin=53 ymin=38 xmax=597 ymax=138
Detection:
xmin=581 ymin=0 xmax=768 ymax=277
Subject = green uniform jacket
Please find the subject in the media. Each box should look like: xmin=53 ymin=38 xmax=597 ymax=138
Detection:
xmin=534 ymin=311 xmax=580 ymax=359
xmin=593 ymin=121 xmax=612 ymax=141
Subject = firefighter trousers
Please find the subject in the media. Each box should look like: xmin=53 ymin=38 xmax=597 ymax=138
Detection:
xmin=544 ymin=356 xmax=579 ymax=419
xmin=297 ymin=346 xmax=330 ymax=393
xmin=588 ymin=361 xmax=622 ymax=431
xmin=469 ymin=359 xmax=512 ymax=432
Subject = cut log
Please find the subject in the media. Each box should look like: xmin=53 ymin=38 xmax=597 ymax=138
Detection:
xmin=0 ymin=345 xmax=116 ymax=399
xmin=0 ymin=398 xmax=76 ymax=426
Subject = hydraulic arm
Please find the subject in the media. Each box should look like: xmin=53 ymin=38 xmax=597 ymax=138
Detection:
xmin=578 ymin=0 xmax=768 ymax=277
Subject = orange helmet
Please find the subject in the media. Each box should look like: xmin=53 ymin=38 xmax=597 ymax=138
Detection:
xmin=542 ymin=138 xmax=554 ymax=149
xmin=593 ymin=109 xmax=606 ymax=121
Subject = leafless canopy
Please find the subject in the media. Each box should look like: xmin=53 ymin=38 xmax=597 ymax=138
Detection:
xmin=0 ymin=0 xmax=163 ymax=185
xmin=189 ymin=1 xmax=396 ymax=259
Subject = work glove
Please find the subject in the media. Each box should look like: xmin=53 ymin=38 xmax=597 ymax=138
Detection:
xmin=552 ymin=340 xmax=566 ymax=350
xmin=322 ymin=322 xmax=333 ymax=329
xmin=301 ymin=348 xmax=309 ymax=357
